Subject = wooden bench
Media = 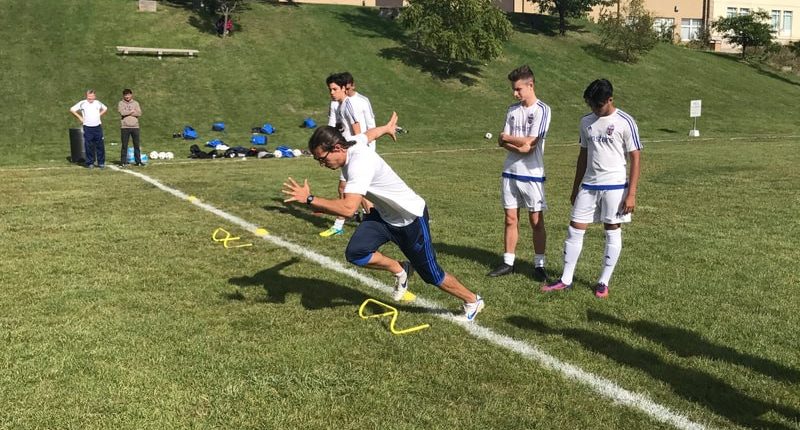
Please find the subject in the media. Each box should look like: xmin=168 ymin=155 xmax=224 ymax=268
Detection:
xmin=116 ymin=46 xmax=199 ymax=60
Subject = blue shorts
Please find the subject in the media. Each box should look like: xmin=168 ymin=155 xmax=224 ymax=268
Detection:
xmin=345 ymin=207 xmax=446 ymax=286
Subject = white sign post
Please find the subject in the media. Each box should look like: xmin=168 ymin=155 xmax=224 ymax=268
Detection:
xmin=689 ymin=100 xmax=701 ymax=137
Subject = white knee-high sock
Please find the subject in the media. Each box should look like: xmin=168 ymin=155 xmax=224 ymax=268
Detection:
xmin=560 ymin=226 xmax=585 ymax=285
xmin=598 ymin=228 xmax=622 ymax=286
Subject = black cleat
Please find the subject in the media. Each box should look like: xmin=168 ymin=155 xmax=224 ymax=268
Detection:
xmin=487 ymin=263 xmax=514 ymax=277
xmin=533 ymin=267 xmax=548 ymax=282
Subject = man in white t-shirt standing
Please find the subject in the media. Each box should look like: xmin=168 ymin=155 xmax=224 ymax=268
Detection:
xmin=542 ymin=79 xmax=642 ymax=298
xmin=70 ymin=89 xmax=108 ymax=169
xmin=282 ymin=113 xmax=485 ymax=322
xmin=488 ymin=65 xmax=550 ymax=282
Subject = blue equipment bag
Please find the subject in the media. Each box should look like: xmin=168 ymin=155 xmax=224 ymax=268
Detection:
xmin=303 ymin=118 xmax=316 ymax=129
xmin=206 ymin=139 xmax=224 ymax=148
xmin=212 ymin=122 xmax=225 ymax=131
xmin=260 ymin=123 xmax=275 ymax=134
xmin=276 ymin=145 xmax=295 ymax=158
xmin=183 ymin=126 xmax=198 ymax=140
xmin=250 ymin=135 xmax=267 ymax=145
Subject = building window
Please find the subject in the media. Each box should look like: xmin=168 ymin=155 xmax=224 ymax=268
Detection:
xmin=771 ymin=10 xmax=781 ymax=31
xmin=739 ymin=8 xmax=750 ymax=16
xmin=783 ymin=11 xmax=793 ymax=36
xmin=681 ymin=18 xmax=702 ymax=40
xmin=726 ymin=7 xmax=737 ymax=18
xmin=653 ymin=17 xmax=675 ymax=38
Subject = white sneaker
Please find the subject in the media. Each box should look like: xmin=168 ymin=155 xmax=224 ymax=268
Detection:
xmin=391 ymin=261 xmax=415 ymax=302
xmin=459 ymin=295 xmax=484 ymax=322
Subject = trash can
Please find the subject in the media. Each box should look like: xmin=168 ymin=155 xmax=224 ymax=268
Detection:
xmin=69 ymin=128 xmax=85 ymax=164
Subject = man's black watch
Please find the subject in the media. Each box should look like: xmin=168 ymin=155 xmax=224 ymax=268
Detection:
xmin=306 ymin=195 xmax=315 ymax=206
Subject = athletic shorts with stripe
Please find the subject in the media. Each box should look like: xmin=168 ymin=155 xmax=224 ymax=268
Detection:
xmin=345 ymin=207 xmax=446 ymax=286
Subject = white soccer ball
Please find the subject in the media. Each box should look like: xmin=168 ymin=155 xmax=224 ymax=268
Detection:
xmin=165 ymin=152 xmax=174 ymax=160
xmin=292 ymin=149 xmax=302 ymax=157
xmin=273 ymin=150 xmax=283 ymax=158
xmin=158 ymin=152 xmax=167 ymax=160
xmin=485 ymin=132 xmax=493 ymax=140
xmin=149 ymin=150 xmax=159 ymax=160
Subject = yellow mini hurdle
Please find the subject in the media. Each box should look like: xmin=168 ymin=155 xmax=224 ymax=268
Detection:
xmin=358 ymin=298 xmax=430 ymax=335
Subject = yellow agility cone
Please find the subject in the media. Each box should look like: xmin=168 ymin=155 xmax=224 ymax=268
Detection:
xmin=358 ymin=298 xmax=429 ymax=335
xmin=212 ymin=227 xmax=253 ymax=249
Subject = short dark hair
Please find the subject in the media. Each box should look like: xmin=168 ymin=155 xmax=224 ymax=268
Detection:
xmin=508 ymin=65 xmax=535 ymax=84
xmin=583 ymin=79 xmax=613 ymax=106
xmin=308 ymin=126 xmax=357 ymax=152
xmin=340 ymin=71 xmax=354 ymax=86
xmin=325 ymin=73 xmax=348 ymax=88
xmin=122 ymin=88 xmax=133 ymax=95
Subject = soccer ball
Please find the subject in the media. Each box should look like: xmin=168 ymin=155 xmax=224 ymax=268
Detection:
xmin=149 ymin=150 xmax=159 ymax=160
xmin=273 ymin=150 xmax=283 ymax=158
xmin=165 ymin=152 xmax=174 ymax=160
xmin=158 ymin=152 xmax=167 ymax=160
xmin=484 ymin=132 xmax=493 ymax=139
xmin=292 ymin=149 xmax=302 ymax=157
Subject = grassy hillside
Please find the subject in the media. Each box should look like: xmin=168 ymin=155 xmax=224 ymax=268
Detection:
xmin=1 ymin=0 xmax=799 ymax=165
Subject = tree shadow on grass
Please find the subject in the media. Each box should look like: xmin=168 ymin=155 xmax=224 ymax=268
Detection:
xmin=164 ymin=0 xmax=248 ymax=36
xmin=587 ymin=310 xmax=800 ymax=384
xmin=507 ymin=315 xmax=800 ymax=429
xmin=333 ymin=7 xmax=405 ymax=40
xmin=581 ymin=43 xmax=627 ymax=63
xmin=508 ymin=13 xmax=585 ymax=37
xmin=379 ymin=46 xmax=482 ymax=86
xmin=703 ymin=51 xmax=800 ymax=87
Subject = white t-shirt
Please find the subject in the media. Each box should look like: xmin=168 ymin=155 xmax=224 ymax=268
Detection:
xmin=328 ymin=100 xmax=339 ymax=127
xmin=70 ymin=99 xmax=107 ymax=127
xmin=348 ymin=93 xmax=376 ymax=147
xmin=342 ymin=134 xmax=426 ymax=227
xmin=578 ymin=108 xmax=642 ymax=187
xmin=502 ymin=100 xmax=550 ymax=179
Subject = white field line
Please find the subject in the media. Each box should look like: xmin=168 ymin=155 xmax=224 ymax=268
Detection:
xmin=111 ymin=164 xmax=711 ymax=430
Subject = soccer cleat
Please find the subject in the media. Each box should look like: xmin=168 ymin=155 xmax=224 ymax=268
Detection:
xmin=540 ymin=279 xmax=572 ymax=293
xmin=533 ymin=266 xmax=548 ymax=282
xmin=319 ymin=226 xmax=344 ymax=237
xmin=594 ymin=283 xmax=609 ymax=299
xmin=459 ymin=295 xmax=485 ymax=322
xmin=487 ymin=263 xmax=514 ymax=277
xmin=392 ymin=261 xmax=415 ymax=302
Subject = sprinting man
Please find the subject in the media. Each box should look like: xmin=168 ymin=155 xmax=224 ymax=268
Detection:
xmin=542 ymin=79 xmax=642 ymax=298
xmin=282 ymin=112 xmax=485 ymax=322
xmin=487 ymin=65 xmax=550 ymax=282
xmin=69 ymin=89 xmax=108 ymax=169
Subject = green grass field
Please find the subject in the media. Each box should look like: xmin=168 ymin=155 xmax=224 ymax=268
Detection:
xmin=1 ymin=1 xmax=799 ymax=429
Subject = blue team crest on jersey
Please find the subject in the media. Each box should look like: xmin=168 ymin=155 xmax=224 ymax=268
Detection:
xmin=527 ymin=114 xmax=535 ymax=124
xmin=606 ymin=125 xmax=615 ymax=136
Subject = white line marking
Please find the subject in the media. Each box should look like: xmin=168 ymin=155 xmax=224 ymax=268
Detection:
xmin=111 ymin=164 xmax=710 ymax=430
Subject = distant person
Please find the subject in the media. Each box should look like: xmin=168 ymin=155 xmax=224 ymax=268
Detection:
xmin=542 ymin=79 xmax=642 ymax=298
xmin=118 ymin=88 xmax=142 ymax=166
xmin=70 ymin=89 xmax=108 ymax=169
xmin=487 ymin=65 xmax=551 ymax=282
xmin=282 ymin=112 xmax=485 ymax=322
xmin=319 ymin=73 xmax=361 ymax=238
xmin=216 ymin=16 xmax=233 ymax=36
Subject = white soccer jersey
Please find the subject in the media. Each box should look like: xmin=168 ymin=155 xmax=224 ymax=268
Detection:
xmin=578 ymin=108 xmax=642 ymax=187
xmin=336 ymin=96 xmax=358 ymax=140
xmin=342 ymin=134 xmax=426 ymax=227
xmin=501 ymin=100 xmax=550 ymax=180
xmin=350 ymin=92 xmax=376 ymax=146
xmin=70 ymin=99 xmax=107 ymax=127
xmin=328 ymin=100 xmax=339 ymax=127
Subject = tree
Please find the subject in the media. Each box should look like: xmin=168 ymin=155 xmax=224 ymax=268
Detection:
xmin=398 ymin=0 xmax=512 ymax=74
xmin=712 ymin=10 xmax=774 ymax=59
xmin=597 ymin=0 xmax=657 ymax=62
xmin=207 ymin=0 xmax=246 ymax=38
xmin=534 ymin=0 xmax=603 ymax=36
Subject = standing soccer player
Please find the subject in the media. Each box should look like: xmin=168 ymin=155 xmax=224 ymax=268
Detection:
xmin=282 ymin=112 xmax=485 ymax=322
xmin=488 ymin=65 xmax=551 ymax=282
xmin=341 ymin=72 xmax=377 ymax=147
xmin=542 ymin=79 xmax=642 ymax=298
